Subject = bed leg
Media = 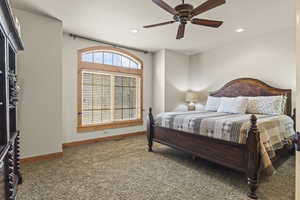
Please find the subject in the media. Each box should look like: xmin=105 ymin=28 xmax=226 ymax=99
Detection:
xmin=192 ymin=155 xmax=197 ymax=161
xmin=246 ymin=115 xmax=261 ymax=199
xmin=147 ymin=107 xmax=154 ymax=152
xmin=290 ymin=109 xmax=297 ymax=155
xmin=292 ymin=108 xmax=296 ymax=132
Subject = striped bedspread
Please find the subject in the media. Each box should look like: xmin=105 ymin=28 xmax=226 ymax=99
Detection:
xmin=155 ymin=111 xmax=295 ymax=174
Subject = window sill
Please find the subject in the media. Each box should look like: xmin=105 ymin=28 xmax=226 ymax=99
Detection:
xmin=77 ymin=119 xmax=144 ymax=133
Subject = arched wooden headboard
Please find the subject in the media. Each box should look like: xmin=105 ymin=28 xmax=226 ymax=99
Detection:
xmin=210 ymin=78 xmax=292 ymax=116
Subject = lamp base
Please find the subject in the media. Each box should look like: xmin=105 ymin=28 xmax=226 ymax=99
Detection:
xmin=188 ymin=103 xmax=196 ymax=111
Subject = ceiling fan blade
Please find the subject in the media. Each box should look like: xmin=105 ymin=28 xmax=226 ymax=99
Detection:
xmin=191 ymin=0 xmax=225 ymax=17
xmin=143 ymin=21 xmax=175 ymax=28
xmin=176 ymin=24 xmax=185 ymax=40
xmin=191 ymin=18 xmax=223 ymax=28
xmin=152 ymin=0 xmax=177 ymax=15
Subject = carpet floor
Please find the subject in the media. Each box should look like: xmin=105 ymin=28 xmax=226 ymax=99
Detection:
xmin=18 ymin=135 xmax=295 ymax=200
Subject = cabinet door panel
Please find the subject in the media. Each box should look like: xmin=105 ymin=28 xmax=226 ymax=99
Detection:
xmin=0 ymin=160 xmax=6 ymax=199
xmin=0 ymin=32 xmax=7 ymax=147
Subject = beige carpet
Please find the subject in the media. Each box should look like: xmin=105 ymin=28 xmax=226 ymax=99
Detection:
xmin=18 ymin=135 xmax=295 ymax=200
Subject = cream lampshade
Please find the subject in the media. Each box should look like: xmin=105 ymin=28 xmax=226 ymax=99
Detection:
xmin=185 ymin=92 xmax=199 ymax=111
xmin=186 ymin=92 xmax=199 ymax=102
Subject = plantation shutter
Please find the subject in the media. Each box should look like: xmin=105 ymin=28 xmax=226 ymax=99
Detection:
xmin=82 ymin=72 xmax=112 ymax=125
xmin=114 ymin=76 xmax=140 ymax=120
xmin=81 ymin=71 xmax=140 ymax=126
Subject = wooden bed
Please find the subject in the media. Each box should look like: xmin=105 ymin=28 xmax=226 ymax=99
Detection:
xmin=147 ymin=78 xmax=296 ymax=199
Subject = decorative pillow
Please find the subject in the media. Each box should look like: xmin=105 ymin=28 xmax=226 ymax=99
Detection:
xmin=281 ymin=95 xmax=287 ymax=114
xmin=217 ymin=97 xmax=248 ymax=114
xmin=245 ymin=96 xmax=285 ymax=115
xmin=205 ymin=96 xmax=221 ymax=111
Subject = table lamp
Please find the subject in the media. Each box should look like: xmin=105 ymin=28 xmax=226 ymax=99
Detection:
xmin=185 ymin=92 xmax=199 ymax=111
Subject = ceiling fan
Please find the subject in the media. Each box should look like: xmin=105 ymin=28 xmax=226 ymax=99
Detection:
xmin=143 ymin=0 xmax=226 ymax=40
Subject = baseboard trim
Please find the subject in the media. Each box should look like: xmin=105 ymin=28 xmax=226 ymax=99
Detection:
xmin=21 ymin=152 xmax=63 ymax=164
xmin=63 ymin=131 xmax=146 ymax=148
xmin=20 ymin=132 xmax=145 ymax=164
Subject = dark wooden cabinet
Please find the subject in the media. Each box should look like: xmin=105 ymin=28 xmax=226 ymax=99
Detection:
xmin=0 ymin=0 xmax=24 ymax=199
xmin=0 ymin=158 xmax=6 ymax=199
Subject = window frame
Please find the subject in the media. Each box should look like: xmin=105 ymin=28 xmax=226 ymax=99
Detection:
xmin=77 ymin=46 xmax=143 ymax=132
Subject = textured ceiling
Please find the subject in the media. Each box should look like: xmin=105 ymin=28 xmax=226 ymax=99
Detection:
xmin=12 ymin=0 xmax=296 ymax=54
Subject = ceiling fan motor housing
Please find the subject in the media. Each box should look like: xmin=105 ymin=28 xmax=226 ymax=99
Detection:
xmin=174 ymin=4 xmax=194 ymax=23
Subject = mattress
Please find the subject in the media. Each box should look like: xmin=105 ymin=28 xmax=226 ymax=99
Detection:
xmin=155 ymin=111 xmax=296 ymax=174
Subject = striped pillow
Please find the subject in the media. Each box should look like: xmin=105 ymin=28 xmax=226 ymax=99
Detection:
xmin=205 ymin=96 xmax=221 ymax=111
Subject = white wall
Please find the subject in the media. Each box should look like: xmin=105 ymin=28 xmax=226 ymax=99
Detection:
xmin=62 ymin=33 xmax=153 ymax=143
xmin=152 ymin=50 xmax=189 ymax=114
xmin=165 ymin=50 xmax=189 ymax=112
xmin=15 ymin=9 xmax=63 ymax=158
xmin=189 ymin=29 xmax=296 ymax=107
xmin=152 ymin=50 xmax=165 ymax=115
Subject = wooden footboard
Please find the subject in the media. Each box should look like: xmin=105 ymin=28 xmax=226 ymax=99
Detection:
xmin=147 ymin=108 xmax=261 ymax=199
xmin=153 ymin=126 xmax=248 ymax=171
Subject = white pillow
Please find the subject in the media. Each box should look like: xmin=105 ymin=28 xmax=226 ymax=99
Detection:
xmin=245 ymin=96 xmax=285 ymax=115
xmin=195 ymin=104 xmax=205 ymax=111
xmin=205 ymin=96 xmax=221 ymax=111
xmin=217 ymin=97 xmax=248 ymax=114
xmin=173 ymin=104 xmax=188 ymax=112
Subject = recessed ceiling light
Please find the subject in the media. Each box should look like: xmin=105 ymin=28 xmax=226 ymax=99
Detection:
xmin=235 ymin=28 xmax=244 ymax=33
xmin=130 ymin=29 xmax=139 ymax=33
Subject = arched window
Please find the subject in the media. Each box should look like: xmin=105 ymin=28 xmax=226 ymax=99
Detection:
xmin=77 ymin=46 xmax=143 ymax=132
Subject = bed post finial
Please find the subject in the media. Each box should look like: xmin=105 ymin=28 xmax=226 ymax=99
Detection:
xmin=147 ymin=107 xmax=154 ymax=152
xmin=250 ymin=115 xmax=257 ymax=128
xmin=247 ymin=114 xmax=260 ymax=199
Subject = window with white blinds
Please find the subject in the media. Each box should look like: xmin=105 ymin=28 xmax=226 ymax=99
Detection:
xmin=81 ymin=71 xmax=141 ymax=125
xmin=78 ymin=46 xmax=143 ymax=132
